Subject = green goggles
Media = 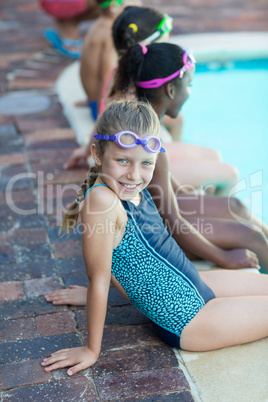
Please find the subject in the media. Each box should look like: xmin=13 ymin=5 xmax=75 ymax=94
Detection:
xmin=99 ymin=0 xmax=124 ymax=9
xmin=140 ymin=14 xmax=173 ymax=44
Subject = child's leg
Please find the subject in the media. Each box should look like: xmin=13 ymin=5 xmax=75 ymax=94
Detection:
xmin=181 ymin=270 xmax=268 ymax=351
xmin=180 ymin=295 xmax=268 ymax=351
xmin=199 ymin=269 xmax=268 ymax=297
xmin=186 ymin=217 xmax=268 ymax=272
xmin=165 ymin=142 xmax=222 ymax=162
xmin=178 ymin=193 xmax=268 ymax=237
xmin=168 ymin=157 xmax=238 ymax=196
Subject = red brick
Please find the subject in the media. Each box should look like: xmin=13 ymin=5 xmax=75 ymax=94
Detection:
xmin=4 ymin=377 xmax=97 ymax=400
xmin=0 ymin=189 xmax=35 ymax=205
xmin=15 ymin=118 xmax=61 ymax=132
xmin=9 ymin=78 xmax=55 ymax=90
xmin=44 ymin=170 xmax=85 ymax=185
xmin=52 ymin=239 xmax=82 ymax=259
xmin=101 ymin=324 xmax=162 ymax=350
xmin=24 ymin=276 xmax=63 ymax=298
xmin=0 ymin=153 xmax=25 ymax=166
xmin=95 ymin=367 xmax=189 ymax=400
xmin=4 ymin=228 xmax=48 ymax=246
xmin=25 ymin=128 xmax=76 ymax=142
xmin=93 ymin=344 xmax=178 ymax=376
xmin=0 ymin=317 xmax=36 ymax=342
xmin=0 ymin=358 xmax=51 ymax=391
xmin=28 ymin=148 xmax=73 ymax=164
xmin=36 ymin=311 xmax=77 ymax=336
xmin=0 ymin=281 xmax=24 ymax=301
xmin=0 ymin=245 xmax=16 ymax=264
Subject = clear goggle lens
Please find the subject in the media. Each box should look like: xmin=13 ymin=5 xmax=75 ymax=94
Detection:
xmin=94 ymin=131 xmax=165 ymax=153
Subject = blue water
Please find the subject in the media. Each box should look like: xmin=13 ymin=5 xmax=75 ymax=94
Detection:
xmin=182 ymin=59 xmax=268 ymax=224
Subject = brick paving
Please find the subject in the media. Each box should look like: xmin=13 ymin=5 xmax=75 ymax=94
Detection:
xmin=0 ymin=0 xmax=267 ymax=400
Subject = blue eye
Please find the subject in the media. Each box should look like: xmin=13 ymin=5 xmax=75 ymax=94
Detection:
xmin=142 ymin=161 xmax=152 ymax=166
xmin=118 ymin=159 xmax=127 ymax=163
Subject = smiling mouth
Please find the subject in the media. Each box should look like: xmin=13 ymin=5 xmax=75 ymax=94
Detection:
xmin=119 ymin=182 xmax=142 ymax=191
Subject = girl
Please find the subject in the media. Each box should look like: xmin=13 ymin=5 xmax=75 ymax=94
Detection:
xmin=42 ymin=100 xmax=268 ymax=376
xmin=111 ymin=42 xmax=268 ymax=271
xmin=46 ymin=42 xmax=266 ymax=309
xmin=69 ymin=6 xmax=238 ymax=196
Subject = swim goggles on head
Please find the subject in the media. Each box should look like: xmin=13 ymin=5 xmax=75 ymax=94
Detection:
xmin=140 ymin=14 xmax=173 ymax=45
xmin=99 ymin=0 xmax=123 ymax=9
xmin=94 ymin=131 xmax=165 ymax=153
xmin=137 ymin=50 xmax=196 ymax=88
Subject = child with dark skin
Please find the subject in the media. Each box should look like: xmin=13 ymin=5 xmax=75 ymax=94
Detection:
xmin=68 ymin=6 xmax=238 ymax=196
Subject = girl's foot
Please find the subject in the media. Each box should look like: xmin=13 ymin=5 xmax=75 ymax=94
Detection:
xmin=45 ymin=285 xmax=87 ymax=306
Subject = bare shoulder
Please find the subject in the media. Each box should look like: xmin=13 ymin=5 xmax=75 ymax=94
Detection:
xmin=89 ymin=16 xmax=113 ymax=40
xmin=82 ymin=185 xmax=120 ymax=219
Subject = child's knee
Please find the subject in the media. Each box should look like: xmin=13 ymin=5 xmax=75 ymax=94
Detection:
xmin=229 ymin=197 xmax=250 ymax=219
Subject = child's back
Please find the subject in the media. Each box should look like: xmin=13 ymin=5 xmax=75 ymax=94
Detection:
xmin=80 ymin=14 xmax=117 ymax=103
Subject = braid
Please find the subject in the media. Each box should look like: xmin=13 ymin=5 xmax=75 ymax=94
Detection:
xmin=59 ymin=166 xmax=100 ymax=236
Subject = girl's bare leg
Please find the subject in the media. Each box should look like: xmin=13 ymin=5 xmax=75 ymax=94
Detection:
xmin=180 ymin=270 xmax=268 ymax=351
xmin=178 ymin=193 xmax=268 ymax=237
xmin=185 ymin=217 xmax=268 ymax=272
xmin=169 ymin=158 xmax=238 ymax=195
xmin=199 ymin=269 xmax=268 ymax=297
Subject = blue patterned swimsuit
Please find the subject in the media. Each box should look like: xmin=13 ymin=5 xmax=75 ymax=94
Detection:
xmin=87 ymin=185 xmax=215 ymax=348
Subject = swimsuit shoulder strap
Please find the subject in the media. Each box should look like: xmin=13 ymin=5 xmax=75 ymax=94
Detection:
xmin=84 ymin=184 xmax=109 ymax=199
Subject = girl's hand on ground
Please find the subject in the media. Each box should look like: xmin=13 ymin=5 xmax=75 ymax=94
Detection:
xmin=64 ymin=147 xmax=89 ymax=169
xmin=222 ymin=249 xmax=260 ymax=269
xmin=45 ymin=285 xmax=87 ymax=306
xmin=41 ymin=347 xmax=98 ymax=375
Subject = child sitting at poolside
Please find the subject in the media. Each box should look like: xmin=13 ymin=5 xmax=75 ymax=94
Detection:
xmin=42 ymin=100 xmax=268 ymax=376
xmin=67 ymin=6 xmax=183 ymax=166
xmin=40 ymin=0 xmax=101 ymax=58
xmin=67 ymin=6 xmax=238 ymax=196
xmin=77 ymin=0 xmax=141 ymax=120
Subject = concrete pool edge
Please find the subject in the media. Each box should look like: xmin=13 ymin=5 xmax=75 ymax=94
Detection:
xmin=55 ymin=31 xmax=268 ymax=402
xmin=169 ymin=31 xmax=268 ymax=62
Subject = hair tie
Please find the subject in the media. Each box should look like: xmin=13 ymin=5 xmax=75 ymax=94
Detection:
xmin=128 ymin=23 xmax=138 ymax=33
xmin=75 ymin=199 xmax=81 ymax=205
xmin=141 ymin=44 xmax=148 ymax=55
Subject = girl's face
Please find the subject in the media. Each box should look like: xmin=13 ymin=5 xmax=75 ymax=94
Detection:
xmin=97 ymin=141 xmax=158 ymax=202
xmin=166 ymin=66 xmax=195 ymax=119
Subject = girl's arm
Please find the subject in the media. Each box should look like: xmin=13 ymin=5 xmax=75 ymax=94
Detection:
xmin=149 ymin=152 xmax=258 ymax=269
xmin=41 ymin=188 xmax=119 ymax=375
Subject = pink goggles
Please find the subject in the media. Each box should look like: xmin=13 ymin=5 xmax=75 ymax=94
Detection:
xmin=137 ymin=51 xmax=196 ymax=89
xmin=94 ymin=131 xmax=165 ymax=153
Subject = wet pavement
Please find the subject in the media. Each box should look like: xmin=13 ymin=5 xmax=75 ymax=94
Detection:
xmin=0 ymin=0 xmax=267 ymax=400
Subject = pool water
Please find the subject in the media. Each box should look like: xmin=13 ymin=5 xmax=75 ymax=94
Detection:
xmin=182 ymin=59 xmax=268 ymax=224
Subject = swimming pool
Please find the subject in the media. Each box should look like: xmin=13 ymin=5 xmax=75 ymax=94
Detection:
xmin=182 ymin=59 xmax=268 ymax=224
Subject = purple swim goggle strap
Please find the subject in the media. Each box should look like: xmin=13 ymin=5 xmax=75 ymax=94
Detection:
xmin=94 ymin=131 xmax=165 ymax=153
xmin=137 ymin=50 xmax=196 ymax=89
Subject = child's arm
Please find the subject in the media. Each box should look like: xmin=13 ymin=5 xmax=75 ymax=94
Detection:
xmin=41 ymin=188 xmax=119 ymax=375
xmin=150 ymin=152 xmax=259 ymax=269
